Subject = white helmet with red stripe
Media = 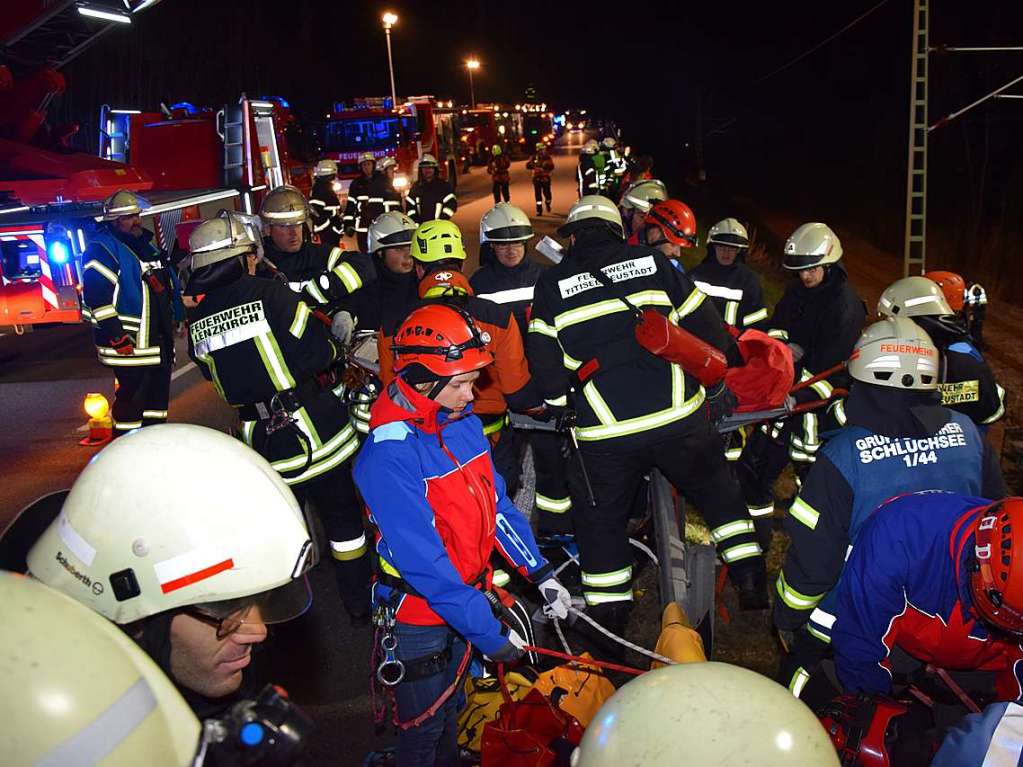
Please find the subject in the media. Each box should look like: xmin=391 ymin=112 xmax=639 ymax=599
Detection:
xmin=26 ymin=424 xmax=315 ymax=625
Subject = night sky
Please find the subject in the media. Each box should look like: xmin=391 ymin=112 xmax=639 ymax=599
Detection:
xmin=43 ymin=0 xmax=1023 ymax=295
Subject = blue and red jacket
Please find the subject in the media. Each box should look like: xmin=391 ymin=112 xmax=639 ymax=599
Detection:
xmin=832 ymin=491 xmax=1023 ymax=701
xmin=353 ymin=376 xmax=548 ymax=656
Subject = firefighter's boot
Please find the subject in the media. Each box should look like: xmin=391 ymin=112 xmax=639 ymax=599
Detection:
xmin=729 ymin=557 xmax=769 ymax=611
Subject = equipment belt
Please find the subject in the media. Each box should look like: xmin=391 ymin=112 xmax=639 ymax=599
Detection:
xmin=400 ymin=634 xmax=455 ymax=683
xmin=377 ymin=569 xmax=489 ymax=600
xmin=236 ymin=378 xmax=322 ymax=422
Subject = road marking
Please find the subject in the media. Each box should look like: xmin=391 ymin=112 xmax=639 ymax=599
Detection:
xmin=171 ymin=361 xmax=197 ymax=381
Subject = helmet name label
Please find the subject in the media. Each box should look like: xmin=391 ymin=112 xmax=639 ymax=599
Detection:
xmin=557 ymin=256 xmax=656 ymax=299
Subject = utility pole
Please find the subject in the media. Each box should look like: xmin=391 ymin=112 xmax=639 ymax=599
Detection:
xmin=903 ymin=0 xmax=929 ymax=277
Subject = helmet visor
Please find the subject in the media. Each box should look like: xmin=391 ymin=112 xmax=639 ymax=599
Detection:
xmin=190 ymin=575 xmax=312 ymax=634
xmin=783 ymin=253 xmax=825 ymax=270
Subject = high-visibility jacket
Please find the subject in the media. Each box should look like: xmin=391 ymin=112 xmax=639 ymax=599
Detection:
xmin=405 ymin=176 xmax=457 ymax=223
xmin=260 ymin=240 xmax=376 ymax=309
xmin=343 ymin=172 xmax=399 ymax=234
xmin=487 ymin=154 xmax=511 ymax=184
xmin=187 ymin=273 xmax=358 ymax=486
xmin=308 ymin=176 xmax=345 ymax=248
xmin=526 ymin=230 xmax=740 ymax=447
xmin=832 ymin=492 xmax=1023 ymax=701
xmin=82 ymin=226 xmax=183 ymax=367
xmin=526 ymin=153 xmax=554 ymax=182
xmin=577 ymin=154 xmax=598 ymax=196
xmin=354 ymin=376 xmax=549 ymax=655
xmin=775 ymin=406 xmax=999 ymax=640
xmin=689 ymin=251 xmax=768 ymax=329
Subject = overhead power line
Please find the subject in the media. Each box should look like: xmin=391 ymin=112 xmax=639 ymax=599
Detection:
xmin=753 ymin=0 xmax=892 ymax=85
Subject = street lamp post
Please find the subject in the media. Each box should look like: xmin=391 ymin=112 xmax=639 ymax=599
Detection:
xmin=465 ymin=58 xmax=480 ymax=108
xmin=382 ymin=12 xmax=398 ymax=108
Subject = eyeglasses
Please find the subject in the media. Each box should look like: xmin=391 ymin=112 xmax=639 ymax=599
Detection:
xmin=185 ymin=603 xmax=260 ymax=640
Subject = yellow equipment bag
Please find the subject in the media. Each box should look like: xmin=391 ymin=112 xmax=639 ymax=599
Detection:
xmin=531 ymin=653 xmax=616 ymax=728
xmin=457 ymin=667 xmax=539 ymax=753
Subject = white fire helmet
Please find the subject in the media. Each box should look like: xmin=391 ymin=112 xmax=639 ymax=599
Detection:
xmin=1 ymin=571 xmax=201 ymax=766
xmin=619 ymin=179 xmax=668 ymax=213
xmin=707 ymin=217 xmax=750 ymax=249
xmin=259 ymin=184 xmax=310 ymax=227
xmin=358 ymin=152 xmax=376 ymax=165
xmin=102 ymin=190 xmax=150 ymax=221
xmin=418 ymin=153 xmax=439 ymax=168
xmin=189 ymin=211 xmax=258 ymax=269
xmin=558 ymin=195 xmax=624 ymax=238
xmin=783 ymin=222 xmax=843 ymax=271
xmin=848 ymin=316 xmax=939 ymax=391
xmin=377 ymin=156 xmax=397 ymax=172
xmin=481 ymin=203 xmax=533 ymax=243
xmin=26 ymin=424 xmax=315 ymax=625
xmin=368 ymin=211 xmax=418 ymax=253
xmin=313 ymin=159 xmax=338 ymax=178
xmin=571 ymin=662 xmax=839 ymax=767
xmin=877 ymin=276 xmax=954 ymax=319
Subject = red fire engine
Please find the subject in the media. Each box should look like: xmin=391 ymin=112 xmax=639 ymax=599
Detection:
xmin=320 ymin=96 xmax=460 ymax=197
xmin=0 ymin=2 xmax=307 ymax=329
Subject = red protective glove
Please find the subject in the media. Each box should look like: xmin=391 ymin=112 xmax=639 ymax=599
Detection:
xmin=110 ymin=334 xmax=135 ymax=356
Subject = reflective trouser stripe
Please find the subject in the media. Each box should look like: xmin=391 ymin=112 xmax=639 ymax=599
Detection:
xmin=710 ymin=519 xmax=755 ymax=543
xmin=536 ymin=494 xmax=572 ymax=513
xmin=581 ymin=566 xmax=632 ymax=588
xmin=748 ymin=503 xmax=774 ymax=518
xmin=775 ymin=572 xmax=823 ymax=611
xmin=141 ymin=410 xmax=168 ymax=420
xmin=113 ymin=419 xmax=143 ymax=431
xmin=720 ymin=542 xmax=762 ymax=563
xmin=789 ymin=667 xmax=810 ymax=698
xmin=583 ymin=589 xmax=633 ymax=605
xmin=331 ymin=533 xmax=368 ymax=561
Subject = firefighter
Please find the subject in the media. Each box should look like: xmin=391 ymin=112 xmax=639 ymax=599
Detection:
xmin=487 ymin=144 xmax=512 ymax=204
xmin=689 ymin=218 xmax=769 ymax=330
xmin=573 ymin=662 xmax=840 ymax=767
xmin=308 ymin=158 xmax=345 ymax=249
xmin=353 ymin=304 xmax=570 ymax=765
xmin=642 ymin=198 xmax=698 ymax=271
xmin=405 ymin=153 xmax=458 ymax=224
xmin=81 ymin=190 xmax=184 ymax=436
xmin=964 ymin=281 xmax=988 ymax=350
xmin=577 ymin=139 xmax=599 ymax=198
xmin=527 ymin=195 xmax=768 ymax=633
xmin=376 ymin=155 xmax=403 ymax=212
xmin=619 ymin=152 xmax=654 ymax=191
xmin=526 ymin=142 xmax=554 ymax=215
xmin=774 ymin=318 xmax=1007 ymax=702
xmin=258 ymin=185 xmax=376 ymax=317
xmin=185 ymin=213 xmax=372 ymax=625
xmin=738 ymin=223 xmax=866 ymax=522
xmin=376 ymin=219 xmax=539 ymax=497
xmin=831 ymin=492 xmax=1023 ymax=703
xmin=470 ymin=204 xmax=574 ymax=535
xmin=618 ymin=178 xmax=668 ymax=244
xmin=878 ymin=276 xmax=1005 ymax=427
xmin=343 ymin=152 xmax=398 ymax=250
xmin=599 ymin=136 xmax=626 ymax=199
xmin=21 ymin=423 xmax=315 ymax=717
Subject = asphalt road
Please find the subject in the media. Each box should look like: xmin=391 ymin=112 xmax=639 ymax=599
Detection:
xmin=0 ymin=130 xmax=589 ymax=765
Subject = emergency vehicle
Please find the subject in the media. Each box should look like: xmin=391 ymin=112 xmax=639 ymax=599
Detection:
xmin=319 ymin=96 xmax=459 ymax=196
xmin=0 ymin=2 xmax=306 ymax=330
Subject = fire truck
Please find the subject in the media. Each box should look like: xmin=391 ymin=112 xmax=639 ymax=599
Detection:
xmin=0 ymin=1 xmax=307 ymax=329
xmin=318 ymin=96 xmax=460 ymax=198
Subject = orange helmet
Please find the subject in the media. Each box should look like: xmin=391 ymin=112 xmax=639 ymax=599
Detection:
xmin=971 ymin=498 xmax=1023 ymax=636
xmin=646 ymin=200 xmax=698 ymax=248
xmin=391 ymin=304 xmax=493 ymax=380
xmin=923 ymin=271 xmax=966 ymax=312
xmin=418 ymin=269 xmax=473 ymax=299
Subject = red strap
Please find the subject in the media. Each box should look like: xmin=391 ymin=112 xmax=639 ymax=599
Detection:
xmin=930 ymin=665 xmax=982 ymax=714
xmin=517 ymin=645 xmax=646 ymax=676
xmin=393 ymin=640 xmax=475 ymax=731
xmin=577 ymin=358 xmax=600 ymax=383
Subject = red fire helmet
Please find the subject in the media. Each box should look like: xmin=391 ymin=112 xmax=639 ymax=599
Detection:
xmin=646 ymin=200 xmax=698 ymax=248
xmin=971 ymin=498 xmax=1023 ymax=636
xmin=923 ymin=270 xmax=966 ymax=312
xmin=391 ymin=304 xmax=493 ymax=379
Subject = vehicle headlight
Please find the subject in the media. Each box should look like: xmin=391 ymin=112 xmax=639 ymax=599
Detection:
xmin=393 ymin=174 xmax=409 ymax=191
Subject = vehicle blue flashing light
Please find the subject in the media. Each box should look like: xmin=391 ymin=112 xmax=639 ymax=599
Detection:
xmin=262 ymin=96 xmax=290 ymax=108
xmin=170 ymin=101 xmax=197 ymax=115
xmin=48 ymin=239 xmax=70 ymax=265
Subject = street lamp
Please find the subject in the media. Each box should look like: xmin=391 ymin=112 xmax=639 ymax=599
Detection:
xmin=382 ymin=12 xmax=399 ymax=108
xmin=465 ymin=58 xmax=480 ymax=108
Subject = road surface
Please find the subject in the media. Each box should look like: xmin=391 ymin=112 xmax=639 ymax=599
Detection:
xmin=0 ymin=130 xmax=590 ymax=763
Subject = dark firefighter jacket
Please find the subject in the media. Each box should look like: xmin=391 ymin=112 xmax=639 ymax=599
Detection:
xmin=259 ymin=239 xmax=376 ymax=311
xmin=343 ymin=172 xmax=399 ymax=235
xmin=689 ymin=247 xmax=768 ymax=329
xmin=405 ymin=176 xmax=457 ymax=224
xmin=526 ymin=228 xmax=741 ymax=448
xmin=308 ymin=176 xmax=345 ymax=248
xmin=469 ymin=249 xmax=545 ymax=338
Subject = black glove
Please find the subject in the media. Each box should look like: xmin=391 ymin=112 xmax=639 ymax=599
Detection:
xmin=705 ymin=381 xmax=738 ymax=423
xmin=486 ymin=627 xmax=526 ymax=664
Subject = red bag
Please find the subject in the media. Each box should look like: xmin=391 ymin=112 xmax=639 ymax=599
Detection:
xmin=724 ymin=328 xmax=794 ymax=412
xmin=634 ymin=309 xmax=727 ymax=386
xmin=480 ymin=687 xmax=584 ymax=767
